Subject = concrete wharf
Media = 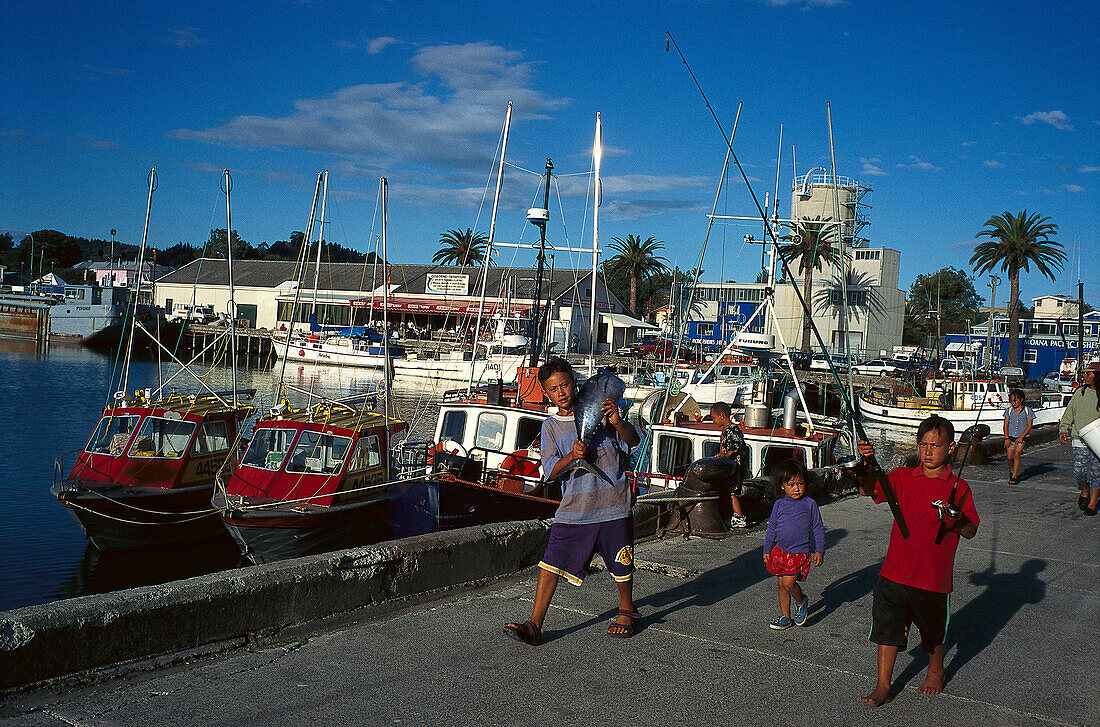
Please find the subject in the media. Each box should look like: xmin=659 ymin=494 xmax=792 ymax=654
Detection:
xmin=1 ymin=435 xmax=1095 ymax=725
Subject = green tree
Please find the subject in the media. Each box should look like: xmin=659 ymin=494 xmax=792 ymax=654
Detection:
xmin=206 ymin=228 xmax=251 ymax=261
xmin=0 ymin=232 xmax=12 ymax=252
xmin=903 ymin=267 xmax=984 ymax=348
xmin=778 ymin=217 xmax=843 ymax=352
xmin=606 ymin=235 xmax=670 ymax=316
xmin=433 ymin=228 xmax=490 ymax=266
xmin=970 ymin=211 xmax=1065 ymax=366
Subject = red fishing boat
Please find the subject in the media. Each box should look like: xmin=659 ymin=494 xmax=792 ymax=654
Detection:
xmin=214 ymin=397 xmax=414 ymax=563
xmin=52 ymin=389 xmax=256 ymax=550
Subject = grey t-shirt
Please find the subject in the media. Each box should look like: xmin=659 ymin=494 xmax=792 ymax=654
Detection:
xmin=541 ymin=414 xmax=633 ymax=525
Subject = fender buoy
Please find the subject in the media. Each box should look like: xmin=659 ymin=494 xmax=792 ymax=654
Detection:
xmin=426 ymin=441 xmax=461 ymax=465
xmin=298 ymin=349 xmax=305 ymax=357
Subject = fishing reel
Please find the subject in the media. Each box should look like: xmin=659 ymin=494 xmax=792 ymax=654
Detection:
xmin=931 ymin=499 xmax=961 ymax=521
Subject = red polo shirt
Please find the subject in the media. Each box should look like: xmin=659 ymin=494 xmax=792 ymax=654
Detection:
xmin=874 ymin=465 xmax=979 ymax=593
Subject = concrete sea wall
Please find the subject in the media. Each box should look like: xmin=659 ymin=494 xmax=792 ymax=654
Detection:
xmin=0 ymin=519 xmax=552 ymax=694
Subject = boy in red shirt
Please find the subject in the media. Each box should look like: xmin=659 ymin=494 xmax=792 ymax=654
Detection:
xmin=856 ymin=415 xmax=979 ymax=706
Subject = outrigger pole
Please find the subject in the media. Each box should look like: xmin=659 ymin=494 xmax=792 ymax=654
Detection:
xmin=223 ymin=170 xmax=238 ymax=409
xmin=666 ymin=30 xmax=909 ymax=537
xmin=121 ymin=166 xmax=157 ymax=397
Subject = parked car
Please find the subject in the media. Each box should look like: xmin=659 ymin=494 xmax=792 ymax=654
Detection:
xmin=629 ymin=336 xmax=675 ymax=357
xmin=809 ymin=354 xmax=851 ymax=372
xmin=852 ymin=359 xmax=900 ymax=376
xmin=995 ymin=366 xmax=1025 ymax=387
xmin=939 ymin=357 xmax=968 ymax=376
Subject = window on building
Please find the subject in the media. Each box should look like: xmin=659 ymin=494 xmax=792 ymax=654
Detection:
xmin=1023 ymin=349 xmax=1038 ymax=364
xmin=1029 ymin=322 xmax=1055 ymax=336
xmin=1062 ymin=324 xmax=1079 ymax=336
xmin=698 ymin=323 xmax=715 ymax=337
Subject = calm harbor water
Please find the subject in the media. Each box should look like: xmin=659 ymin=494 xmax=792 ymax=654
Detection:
xmin=0 ymin=341 xmax=915 ymax=613
xmin=0 ymin=340 xmax=445 ymax=612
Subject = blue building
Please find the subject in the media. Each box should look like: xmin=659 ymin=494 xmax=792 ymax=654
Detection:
xmin=943 ymin=311 xmax=1100 ymax=380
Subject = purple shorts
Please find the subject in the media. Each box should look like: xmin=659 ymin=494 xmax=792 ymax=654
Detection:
xmin=538 ymin=517 xmax=634 ymax=586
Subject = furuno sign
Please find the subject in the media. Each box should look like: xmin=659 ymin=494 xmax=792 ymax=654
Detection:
xmin=426 ymin=273 xmax=469 ymax=295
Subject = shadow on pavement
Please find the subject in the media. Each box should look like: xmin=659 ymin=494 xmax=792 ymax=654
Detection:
xmin=892 ymin=558 xmax=1047 ymax=689
xmin=805 ymin=561 xmax=880 ymax=626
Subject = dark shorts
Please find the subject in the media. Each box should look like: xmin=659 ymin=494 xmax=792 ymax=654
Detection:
xmin=538 ymin=517 xmax=634 ymax=586
xmin=869 ymin=576 xmax=949 ymax=653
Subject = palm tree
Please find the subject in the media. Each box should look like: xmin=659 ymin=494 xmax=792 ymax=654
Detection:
xmin=778 ymin=217 xmax=843 ymax=352
xmin=813 ymin=270 xmax=887 ymax=320
xmin=970 ymin=211 xmax=1064 ymax=366
xmin=607 ymin=235 xmax=670 ymax=316
xmin=433 ymin=228 xmax=491 ymax=266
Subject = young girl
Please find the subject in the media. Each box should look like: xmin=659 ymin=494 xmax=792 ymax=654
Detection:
xmin=1003 ymin=388 xmax=1034 ymax=485
xmin=763 ymin=460 xmax=825 ymax=629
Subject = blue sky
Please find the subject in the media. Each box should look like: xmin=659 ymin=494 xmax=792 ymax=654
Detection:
xmin=2 ymin=0 xmax=1096 ymax=305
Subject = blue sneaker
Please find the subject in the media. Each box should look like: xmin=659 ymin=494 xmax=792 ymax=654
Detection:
xmin=792 ymin=597 xmax=809 ymax=626
xmin=769 ymin=615 xmax=793 ymax=630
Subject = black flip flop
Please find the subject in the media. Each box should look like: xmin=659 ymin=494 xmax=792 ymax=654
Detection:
xmin=504 ymin=620 xmax=542 ymax=646
xmin=607 ymin=609 xmax=642 ymax=638
xmin=1079 ymin=495 xmax=1089 ymax=511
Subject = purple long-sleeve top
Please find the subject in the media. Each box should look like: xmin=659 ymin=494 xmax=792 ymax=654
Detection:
xmin=763 ymin=496 xmax=825 ymax=555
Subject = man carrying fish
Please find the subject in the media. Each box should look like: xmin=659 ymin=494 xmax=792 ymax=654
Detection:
xmin=505 ymin=357 xmax=641 ymax=645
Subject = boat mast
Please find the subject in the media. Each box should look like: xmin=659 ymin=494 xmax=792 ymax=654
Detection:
xmin=274 ymin=174 xmax=323 ymax=406
xmin=381 ymin=176 xmax=392 ymax=481
xmin=310 ymin=171 xmax=329 ymax=325
xmin=827 ymin=103 xmax=855 ymax=438
xmin=527 ymin=158 xmax=553 ymax=368
xmin=223 ymin=170 xmax=238 ymax=408
xmin=121 ymin=166 xmax=157 ymax=398
xmin=469 ymin=101 xmax=512 ymax=390
xmin=589 ymin=113 xmax=601 ymax=377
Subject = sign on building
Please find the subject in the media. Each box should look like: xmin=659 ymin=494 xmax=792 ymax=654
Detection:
xmin=426 ymin=273 xmax=469 ymax=295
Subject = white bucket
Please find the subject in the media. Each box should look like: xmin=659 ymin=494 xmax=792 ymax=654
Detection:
xmin=1079 ymin=417 xmax=1100 ymax=459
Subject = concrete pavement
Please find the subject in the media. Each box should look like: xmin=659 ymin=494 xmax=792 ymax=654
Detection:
xmin=3 ymin=438 xmax=1097 ymax=726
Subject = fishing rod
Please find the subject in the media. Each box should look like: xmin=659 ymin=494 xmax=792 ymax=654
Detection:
xmin=933 ymin=382 xmax=991 ymax=544
xmin=666 ymin=31 xmax=910 ymax=537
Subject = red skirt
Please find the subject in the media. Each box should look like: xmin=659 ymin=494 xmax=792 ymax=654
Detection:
xmin=766 ymin=545 xmax=811 ymax=581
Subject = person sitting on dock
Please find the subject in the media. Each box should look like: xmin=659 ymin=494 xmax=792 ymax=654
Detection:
xmin=1059 ymin=361 xmax=1100 ymax=516
xmin=710 ymin=402 xmax=748 ymax=528
xmin=1003 ymin=388 xmax=1034 ymax=485
xmin=856 ymin=415 xmax=980 ymax=706
xmin=504 ymin=357 xmax=641 ymax=646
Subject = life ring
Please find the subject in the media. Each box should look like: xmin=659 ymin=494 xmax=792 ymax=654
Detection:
xmin=427 ymin=439 xmax=467 ymax=465
xmin=498 ymin=449 xmax=540 ymax=494
xmin=298 ymin=349 xmax=306 ymax=357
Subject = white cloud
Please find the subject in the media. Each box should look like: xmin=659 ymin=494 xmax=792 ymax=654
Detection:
xmin=172 ymin=42 xmax=567 ymax=170
xmin=961 ymin=141 xmax=977 ymax=147
xmin=368 ymin=36 xmax=399 ymax=54
xmin=1019 ymin=110 xmax=1073 ymax=130
xmin=166 ymin=27 xmax=207 ymax=48
xmin=896 ymin=155 xmax=942 ymax=172
xmin=983 ymin=160 xmax=1005 ymax=169
xmin=1064 ymin=184 xmax=1085 ymax=193
xmin=859 ymin=157 xmax=886 ymax=176
xmin=1079 ymin=165 xmax=1100 ymax=173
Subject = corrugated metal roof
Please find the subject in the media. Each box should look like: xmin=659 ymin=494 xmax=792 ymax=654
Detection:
xmin=155 ymin=259 xmax=621 ymax=307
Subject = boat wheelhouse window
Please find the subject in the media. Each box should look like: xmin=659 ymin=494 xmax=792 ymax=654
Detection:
xmin=349 ymin=435 xmax=382 ymax=471
xmin=241 ymin=427 xmax=297 ymax=469
xmin=655 ymin=434 xmax=694 ymax=477
xmin=516 ymin=417 xmax=543 ymax=451
xmin=440 ymin=410 xmax=467 ymax=443
xmin=129 ymin=417 xmax=197 ymax=459
xmin=761 ymin=446 xmax=806 ymax=480
xmin=474 ymin=412 xmax=507 ymax=451
xmin=286 ymin=430 xmax=352 ymax=475
xmin=191 ymin=420 xmax=230 ymax=455
xmin=702 ymin=440 xmax=720 ymax=459
xmin=86 ymin=415 xmax=140 ymax=456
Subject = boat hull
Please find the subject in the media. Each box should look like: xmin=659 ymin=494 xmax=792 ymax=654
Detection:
xmin=431 ymin=477 xmax=558 ymax=529
xmin=857 ymin=395 xmax=1065 ymax=429
xmin=215 ymin=481 xmax=438 ymax=564
xmin=51 ymin=480 xmax=230 ymax=551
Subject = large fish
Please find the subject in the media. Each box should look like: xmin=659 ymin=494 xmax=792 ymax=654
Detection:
xmin=555 ymin=368 xmax=627 ymax=486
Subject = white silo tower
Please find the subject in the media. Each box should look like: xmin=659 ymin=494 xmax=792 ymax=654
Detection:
xmin=789 ymin=169 xmax=872 ymax=249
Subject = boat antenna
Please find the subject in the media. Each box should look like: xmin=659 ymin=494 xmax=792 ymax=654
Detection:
xmin=121 ymin=166 xmax=157 ymax=397
xmin=527 ymin=158 xmax=552 ymax=368
xmin=665 ymin=30 xmax=910 ymax=538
